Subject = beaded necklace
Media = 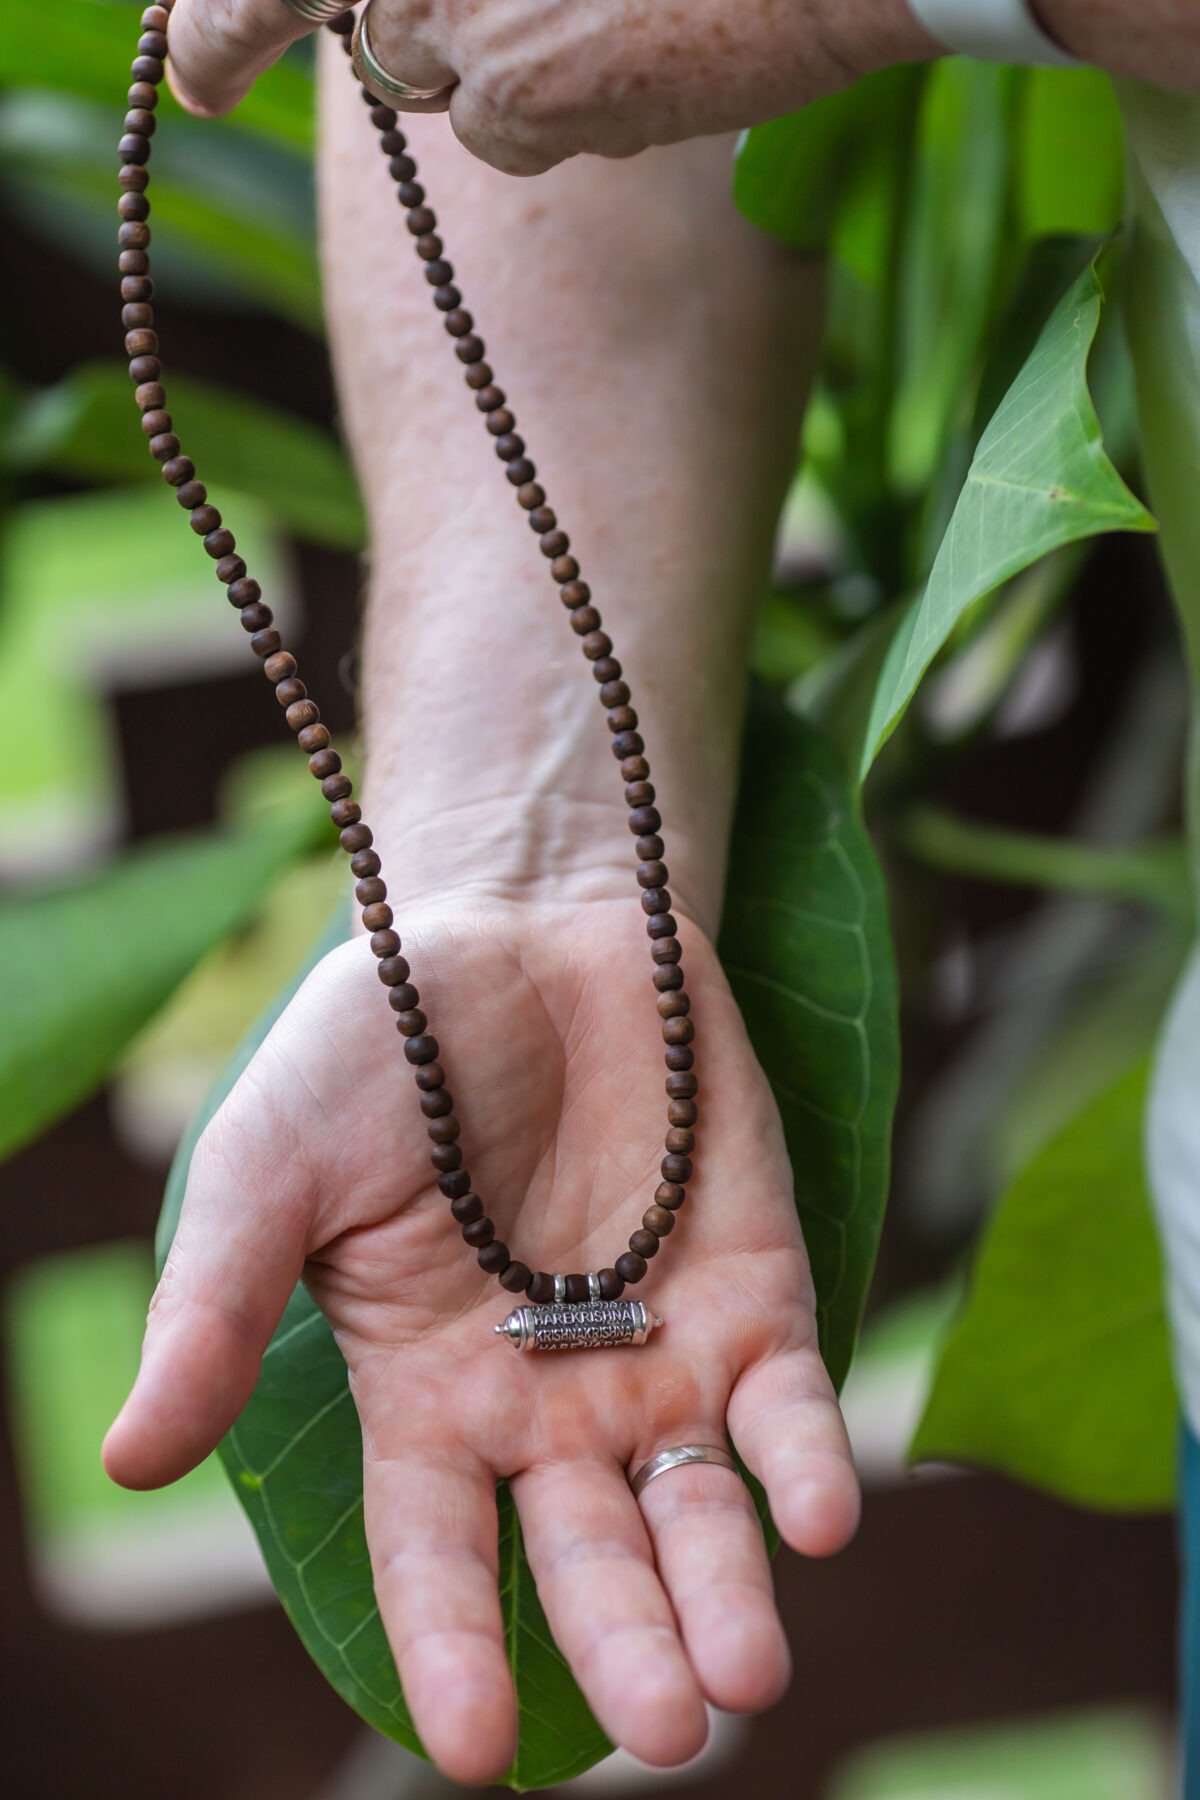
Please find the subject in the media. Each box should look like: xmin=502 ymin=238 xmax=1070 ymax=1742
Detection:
xmin=117 ymin=4 xmax=696 ymax=1351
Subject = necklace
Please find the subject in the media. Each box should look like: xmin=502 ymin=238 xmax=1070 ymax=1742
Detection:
xmin=117 ymin=3 xmax=696 ymax=1350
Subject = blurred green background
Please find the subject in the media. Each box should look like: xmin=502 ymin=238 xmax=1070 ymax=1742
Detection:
xmin=0 ymin=3 xmax=1192 ymax=1795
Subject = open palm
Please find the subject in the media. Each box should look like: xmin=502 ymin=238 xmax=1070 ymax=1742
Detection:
xmin=105 ymin=896 xmax=859 ymax=1784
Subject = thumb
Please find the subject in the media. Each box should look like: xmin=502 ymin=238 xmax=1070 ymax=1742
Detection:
xmin=165 ymin=0 xmax=325 ymax=118
xmin=103 ymin=1090 xmax=316 ymax=1490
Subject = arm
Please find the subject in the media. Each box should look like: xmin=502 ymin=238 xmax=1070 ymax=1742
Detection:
xmin=106 ymin=49 xmax=857 ymax=1790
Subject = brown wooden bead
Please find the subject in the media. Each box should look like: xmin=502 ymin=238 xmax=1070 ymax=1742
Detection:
xmin=324 ymin=773 xmax=354 ymax=802
xmin=648 ymin=913 xmax=678 ymax=940
xmin=638 ymin=861 xmax=669 ymax=889
xmin=628 ymin=805 xmax=661 ymax=835
xmin=142 ymin=7 xmax=170 ymax=31
xmin=118 ymin=137 xmax=150 ymax=167
xmin=415 ymin=1061 xmax=445 ymax=1090
xmin=629 ymin=1229 xmax=659 ymax=1260
xmin=652 ymin=937 xmax=681 ymax=964
xmin=355 ymin=874 xmax=385 ymax=904
xmin=275 ymin=676 xmax=305 ymax=707
xmin=615 ymin=1251 xmax=647 ymax=1285
xmin=445 ymin=309 xmax=475 ymax=339
xmin=655 ymin=1181 xmax=686 ymax=1209
xmin=427 ymin=1116 xmax=461 ymax=1145
xmin=463 ymin=1216 xmax=494 ymax=1248
xmin=119 ymin=251 xmax=150 ymax=275
xmin=475 ymin=385 xmax=507 ymax=413
xmin=663 ymin=1016 xmax=695 ymax=1046
xmin=551 ymin=554 xmax=580 ymax=585
xmin=128 ymin=80 xmax=159 ymax=109
xmin=501 ymin=1261 xmax=532 ymax=1294
xmin=581 ymin=631 xmax=612 ymax=660
xmin=421 ymin=1087 xmax=453 ymax=1118
xmin=662 ymin=1154 xmax=693 ymax=1184
xmin=394 ymin=1009 xmax=427 ymax=1036
xmin=227 ymin=576 xmax=260 ymax=606
xmin=298 ymin=724 xmax=330 ymax=754
xmin=128 ymin=354 xmax=161 ymax=383
xmin=125 ymin=108 xmax=157 ymax=137
xmin=643 ymin=1206 xmax=675 ymax=1238
xmin=120 ymin=166 xmax=151 ymax=197
xmin=621 ymin=755 xmax=651 ymax=782
xmin=438 ymin=1168 xmax=469 ymax=1197
xmin=138 ymin=29 xmax=168 ymax=57
xmin=341 ymin=822 xmax=373 ymax=853
xmin=162 ymin=456 xmax=195 ymax=486
xmin=570 ymin=607 xmax=602 ymax=636
xmin=176 ymin=479 xmax=206 ymax=507
xmin=636 ymin=835 xmax=664 ymax=860
xmin=612 ymin=732 xmax=644 ymax=760
xmin=286 ymin=700 xmax=320 ymax=733
xmin=665 ymin=1128 xmax=695 ymax=1155
xmin=216 ymin=555 xmax=247 ymax=584
xmin=249 ymin=628 xmax=281 ymax=656
xmin=528 ymin=1271 xmax=556 ymax=1304
xmin=565 ymin=1274 xmax=590 ymax=1304
xmin=665 ymin=1046 xmax=694 ymax=1072
xmin=538 ymin=528 xmax=568 ymax=558
xmin=600 ymin=680 xmax=631 ymax=708
xmin=310 ymin=748 xmax=341 ymax=779
xmin=353 ymin=847 xmax=383 ymax=879
xmin=404 ymin=1034 xmax=439 ymax=1064
xmin=657 ymin=992 xmax=690 ymax=1020
xmin=387 ymin=984 xmax=420 ymax=1012
xmin=641 ymin=890 xmax=672 ymax=916
xmin=204 ymin=528 xmax=236 ymax=560
xmin=431 ymin=1143 xmax=462 ymax=1173
xmin=478 ymin=1241 xmax=510 ymax=1274
xmin=190 ymin=504 xmax=221 ymax=536
xmin=597 ymin=1268 xmax=624 ymax=1300
xmin=149 ymin=434 xmax=180 ymax=461
xmin=666 ymin=1073 xmax=698 ymax=1099
xmin=505 ymin=455 xmax=535 ymax=482
xmin=668 ymin=1099 xmax=697 ymax=1127
xmin=654 ymin=967 xmax=684 ymax=993
xmin=517 ymin=481 xmax=544 ymax=509
xmin=126 ymin=306 xmax=155 ymax=334
xmin=130 ymin=54 xmax=165 ymax=83
xmin=362 ymin=901 xmax=393 ymax=932
xmin=330 ymin=797 xmax=361 ymax=828
xmin=592 ymin=656 xmax=622 ymax=683
xmin=559 ymin=579 xmax=590 ymax=608
xmin=263 ymin=652 xmax=296 ymax=683
xmin=451 ymin=1192 xmax=483 ymax=1224
xmin=463 ymin=360 xmax=494 ymax=389
xmin=528 ymin=505 xmax=555 ymax=532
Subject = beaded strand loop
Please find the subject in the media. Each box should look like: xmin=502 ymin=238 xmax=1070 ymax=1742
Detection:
xmin=118 ymin=2 xmax=697 ymax=1308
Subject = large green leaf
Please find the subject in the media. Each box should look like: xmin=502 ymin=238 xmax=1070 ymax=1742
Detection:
xmin=1 ymin=0 xmax=316 ymax=153
xmin=9 ymin=362 xmax=364 ymax=550
xmin=719 ymin=696 xmax=899 ymax=1391
xmin=858 ymin=256 xmax=1154 ymax=780
xmin=0 ymin=808 xmax=326 ymax=1165
xmin=912 ymin=1066 xmax=1177 ymax=1511
xmin=152 ymin=697 xmax=896 ymax=1779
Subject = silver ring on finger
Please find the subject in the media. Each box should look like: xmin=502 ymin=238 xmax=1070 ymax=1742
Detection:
xmin=277 ymin=0 xmax=355 ymax=24
xmin=629 ymin=1443 xmax=738 ymax=1501
xmin=351 ymin=2 xmax=457 ymax=113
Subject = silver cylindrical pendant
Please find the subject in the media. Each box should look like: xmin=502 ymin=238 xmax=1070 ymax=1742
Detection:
xmin=494 ymin=1299 xmax=660 ymax=1351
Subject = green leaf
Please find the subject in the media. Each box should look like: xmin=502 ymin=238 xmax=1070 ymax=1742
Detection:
xmin=733 ymin=67 xmax=924 ymax=251
xmin=719 ymin=693 xmax=900 ymax=1391
xmin=858 ymin=255 xmax=1154 ymax=780
xmin=150 ymin=695 xmax=894 ymax=1776
xmin=1017 ymin=67 xmax=1125 ymax=242
xmin=0 ymin=0 xmax=316 ymax=153
xmin=10 ymin=362 xmax=364 ymax=550
xmin=0 ymin=809 xmax=325 ymax=1165
xmin=912 ymin=1066 xmax=1177 ymax=1511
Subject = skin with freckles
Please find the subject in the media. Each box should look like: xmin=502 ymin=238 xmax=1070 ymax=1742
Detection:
xmin=164 ymin=0 xmax=1200 ymax=172
xmin=105 ymin=28 xmax=861 ymax=1794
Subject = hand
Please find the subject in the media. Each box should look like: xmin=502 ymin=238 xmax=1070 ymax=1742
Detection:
xmin=104 ymin=894 xmax=859 ymax=1785
xmin=164 ymin=0 xmax=934 ymax=173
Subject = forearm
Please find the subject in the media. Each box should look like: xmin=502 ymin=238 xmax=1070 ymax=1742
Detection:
xmin=318 ymin=41 xmax=823 ymax=938
xmin=1040 ymin=1 xmax=1200 ymax=88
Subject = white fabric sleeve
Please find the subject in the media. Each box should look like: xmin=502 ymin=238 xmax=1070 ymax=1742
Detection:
xmin=908 ymin=0 xmax=1081 ymax=66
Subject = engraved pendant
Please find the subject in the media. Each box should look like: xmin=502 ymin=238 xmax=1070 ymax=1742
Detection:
xmin=494 ymin=1299 xmax=662 ymax=1351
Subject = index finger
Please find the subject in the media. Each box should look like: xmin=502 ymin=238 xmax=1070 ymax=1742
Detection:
xmin=165 ymin=0 xmax=326 ymax=118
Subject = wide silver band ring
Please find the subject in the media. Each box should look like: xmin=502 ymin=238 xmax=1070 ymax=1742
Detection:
xmin=629 ymin=1444 xmax=738 ymax=1500
xmin=351 ymin=4 xmax=457 ymax=113
xmin=277 ymin=0 xmax=352 ymax=25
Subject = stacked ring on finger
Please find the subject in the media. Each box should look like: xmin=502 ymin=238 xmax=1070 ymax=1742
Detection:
xmin=351 ymin=1 xmax=457 ymax=111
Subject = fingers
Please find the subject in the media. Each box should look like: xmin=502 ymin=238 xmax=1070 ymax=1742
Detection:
xmin=364 ymin=1448 xmax=516 ymax=1786
xmin=727 ymin=1345 xmax=861 ymax=1559
xmin=511 ymin=1459 xmax=709 ymax=1767
xmin=635 ymin=1454 xmax=790 ymax=1713
xmin=166 ymin=0 xmax=312 ymax=117
xmin=103 ymin=1090 xmax=315 ymax=1490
